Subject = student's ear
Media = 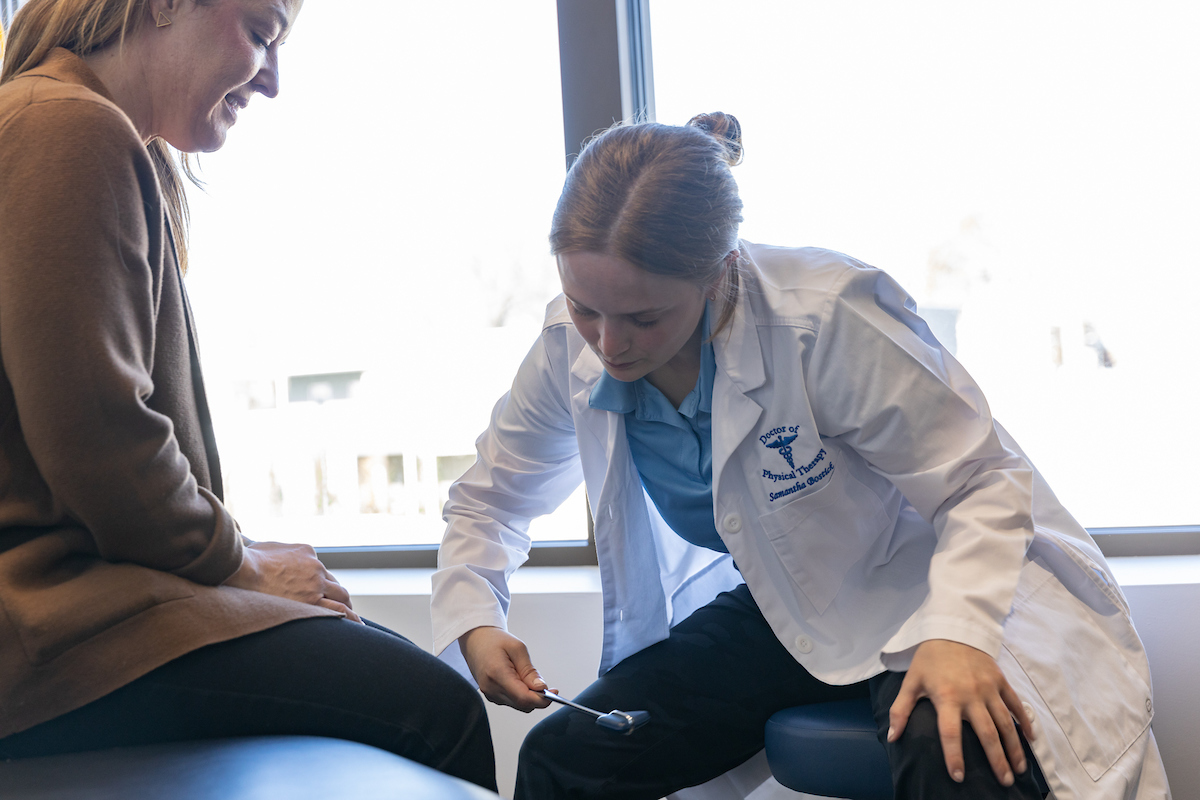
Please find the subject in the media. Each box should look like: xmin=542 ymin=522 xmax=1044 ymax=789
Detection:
xmin=707 ymin=250 xmax=740 ymax=300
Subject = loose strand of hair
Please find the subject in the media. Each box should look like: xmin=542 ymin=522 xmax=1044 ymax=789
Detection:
xmin=150 ymin=140 xmax=192 ymax=274
xmin=708 ymin=255 xmax=742 ymax=341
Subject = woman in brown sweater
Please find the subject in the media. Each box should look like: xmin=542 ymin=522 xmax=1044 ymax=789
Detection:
xmin=0 ymin=0 xmax=495 ymax=788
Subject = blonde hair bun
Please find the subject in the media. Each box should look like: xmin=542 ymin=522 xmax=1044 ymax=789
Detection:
xmin=687 ymin=112 xmax=743 ymax=166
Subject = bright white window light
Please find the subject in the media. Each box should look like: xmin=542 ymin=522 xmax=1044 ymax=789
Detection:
xmin=651 ymin=0 xmax=1199 ymax=528
xmin=185 ymin=1 xmax=586 ymax=547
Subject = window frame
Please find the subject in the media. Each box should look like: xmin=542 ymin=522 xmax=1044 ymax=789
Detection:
xmin=320 ymin=0 xmax=652 ymax=570
xmin=1090 ymin=528 xmax=1200 ymax=559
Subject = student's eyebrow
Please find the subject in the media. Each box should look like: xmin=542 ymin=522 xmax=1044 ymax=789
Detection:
xmin=565 ymin=295 xmax=669 ymax=316
xmin=267 ymin=4 xmax=290 ymax=39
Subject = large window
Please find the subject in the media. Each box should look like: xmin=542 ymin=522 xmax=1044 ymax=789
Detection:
xmin=187 ymin=0 xmax=1196 ymax=559
xmin=651 ymin=0 xmax=1199 ymax=530
xmin=0 ymin=0 xmax=23 ymax=32
xmin=186 ymin=1 xmax=588 ymax=553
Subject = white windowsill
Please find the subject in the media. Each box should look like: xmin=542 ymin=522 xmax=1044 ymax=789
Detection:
xmin=1107 ymin=555 xmax=1200 ymax=587
xmin=331 ymin=566 xmax=603 ymax=597
xmin=331 ymin=556 xmax=1200 ymax=600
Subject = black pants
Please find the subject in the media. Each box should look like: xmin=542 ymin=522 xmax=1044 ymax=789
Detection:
xmin=0 ymin=617 xmax=497 ymax=791
xmin=516 ymin=584 xmax=1042 ymax=799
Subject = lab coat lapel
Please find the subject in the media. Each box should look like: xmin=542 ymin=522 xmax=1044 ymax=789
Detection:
xmin=570 ymin=346 xmax=671 ymax=671
xmin=711 ymin=269 xmax=766 ymax=503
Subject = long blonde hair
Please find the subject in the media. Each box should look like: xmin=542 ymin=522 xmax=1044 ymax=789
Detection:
xmin=549 ymin=112 xmax=746 ymax=338
xmin=1 ymin=0 xmax=201 ymax=271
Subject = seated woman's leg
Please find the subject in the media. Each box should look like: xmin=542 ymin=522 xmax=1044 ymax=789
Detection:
xmin=0 ymin=618 xmax=496 ymax=791
xmin=869 ymin=670 xmax=1044 ymax=799
xmin=515 ymin=584 xmax=868 ymax=800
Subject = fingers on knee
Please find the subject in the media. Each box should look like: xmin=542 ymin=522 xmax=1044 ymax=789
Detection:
xmin=902 ymin=698 xmax=941 ymax=742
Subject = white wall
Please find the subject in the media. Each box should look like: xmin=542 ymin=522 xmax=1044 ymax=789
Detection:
xmin=336 ymin=569 xmax=604 ymax=799
xmin=1109 ymin=557 xmax=1200 ymax=800
xmin=337 ymin=558 xmax=1200 ymax=800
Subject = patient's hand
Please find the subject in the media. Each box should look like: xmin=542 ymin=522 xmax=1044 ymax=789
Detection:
xmin=224 ymin=541 xmax=361 ymax=622
xmin=460 ymin=626 xmax=553 ymax=712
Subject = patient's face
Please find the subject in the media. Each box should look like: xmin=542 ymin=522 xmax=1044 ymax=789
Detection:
xmin=153 ymin=0 xmax=304 ymax=152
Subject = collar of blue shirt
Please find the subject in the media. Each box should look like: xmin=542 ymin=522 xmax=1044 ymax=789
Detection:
xmin=589 ymin=303 xmax=716 ymax=421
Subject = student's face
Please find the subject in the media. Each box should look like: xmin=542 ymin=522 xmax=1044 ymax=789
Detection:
xmin=154 ymin=0 xmax=302 ymax=152
xmin=558 ymin=251 xmax=711 ymax=383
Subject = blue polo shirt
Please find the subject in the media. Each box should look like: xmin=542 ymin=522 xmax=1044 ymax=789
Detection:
xmin=587 ymin=313 xmax=725 ymax=553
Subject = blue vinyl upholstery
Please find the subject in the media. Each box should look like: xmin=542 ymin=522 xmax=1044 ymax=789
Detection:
xmin=765 ymin=697 xmax=894 ymax=800
xmin=0 ymin=736 xmax=500 ymax=800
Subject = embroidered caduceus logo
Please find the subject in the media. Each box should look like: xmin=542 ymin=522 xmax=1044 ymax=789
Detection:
xmin=759 ymin=426 xmax=833 ymax=502
xmin=764 ymin=432 xmax=798 ymax=469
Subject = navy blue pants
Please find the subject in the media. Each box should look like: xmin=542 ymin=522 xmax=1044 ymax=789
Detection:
xmin=516 ymin=584 xmax=1043 ymax=799
xmin=0 ymin=617 xmax=497 ymax=791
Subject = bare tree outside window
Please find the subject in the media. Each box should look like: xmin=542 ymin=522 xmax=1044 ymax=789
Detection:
xmin=1 ymin=0 xmax=26 ymax=32
xmin=651 ymin=0 xmax=1200 ymax=528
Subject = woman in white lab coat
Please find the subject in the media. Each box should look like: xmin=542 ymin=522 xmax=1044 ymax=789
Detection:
xmin=432 ymin=114 xmax=1169 ymax=799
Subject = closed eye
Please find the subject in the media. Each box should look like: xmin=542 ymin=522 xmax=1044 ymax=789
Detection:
xmin=567 ymin=300 xmax=597 ymax=318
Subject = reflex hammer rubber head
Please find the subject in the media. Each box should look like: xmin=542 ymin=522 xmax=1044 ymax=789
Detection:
xmin=596 ymin=710 xmax=651 ymax=734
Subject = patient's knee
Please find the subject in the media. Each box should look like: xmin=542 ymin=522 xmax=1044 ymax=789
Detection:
xmin=901 ymin=697 xmax=941 ymax=744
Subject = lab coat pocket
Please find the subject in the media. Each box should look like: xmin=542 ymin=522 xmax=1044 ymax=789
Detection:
xmin=1002 ymin=565 xmax=1152 ymax=781
xmin=757 ymin=465 xmax=890 ymax=614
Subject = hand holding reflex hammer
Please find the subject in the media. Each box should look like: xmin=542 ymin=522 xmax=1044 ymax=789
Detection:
xmin=459 ymin=625 xmax=651 ymax=734
xmin=459 ymin=626 xmax=553 ymax=712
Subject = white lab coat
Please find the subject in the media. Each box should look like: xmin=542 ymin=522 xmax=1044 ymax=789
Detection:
xmin=432 ymin=242 xmax=1169 ymax=799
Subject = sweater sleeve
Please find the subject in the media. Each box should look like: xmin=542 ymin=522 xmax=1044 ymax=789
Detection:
xmin=0 ymin=96 xmax=242 ymax=584
xmin=806 ymin=262 xmax=1033 ymax=659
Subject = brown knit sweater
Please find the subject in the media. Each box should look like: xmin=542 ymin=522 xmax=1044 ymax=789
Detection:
xmin=0 ymin=49 xmax=334 ymax=738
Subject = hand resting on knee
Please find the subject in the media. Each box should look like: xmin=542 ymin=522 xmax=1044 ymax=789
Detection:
xmin=888 ymin=639 xmax=1035 ymax=787
xmin=223 ymin=542 xmax=361 ymax=623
